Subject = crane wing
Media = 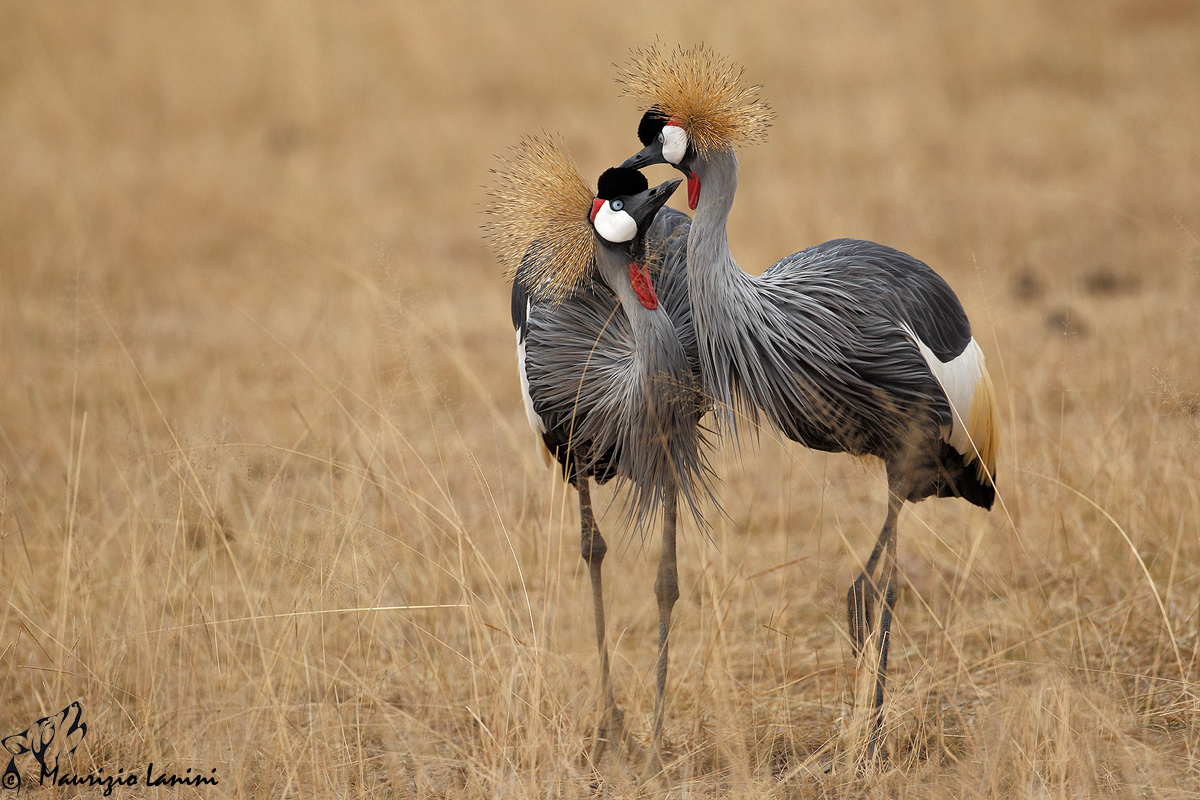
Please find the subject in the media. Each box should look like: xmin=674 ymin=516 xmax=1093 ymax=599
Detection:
xmin=770 ymin=239 xmax=972 ymax=360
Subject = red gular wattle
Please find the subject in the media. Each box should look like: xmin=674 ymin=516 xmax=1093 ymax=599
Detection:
xmin=629 ymin=261 xmax=658 ymax=310
xmin=687 ymin=172 xmax=700 ymax=210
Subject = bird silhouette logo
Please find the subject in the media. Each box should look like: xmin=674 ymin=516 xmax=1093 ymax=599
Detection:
xmin=2 ymin=702 xmax=87 ymax=794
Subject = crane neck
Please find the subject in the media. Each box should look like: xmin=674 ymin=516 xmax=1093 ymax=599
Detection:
xmin=593 ymin=245 xmax=688 ymax=376
xmin=688 ymin=146 xmax=742 ymax=282
xmin=684 ymin=145 xmax=762 ymax=434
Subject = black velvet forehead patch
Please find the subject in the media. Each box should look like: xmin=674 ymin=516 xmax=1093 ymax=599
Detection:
xmin=636 ymin=106 xmax=670 ymax=145
xmin=596 ymin=167 xmax=648 ymax=201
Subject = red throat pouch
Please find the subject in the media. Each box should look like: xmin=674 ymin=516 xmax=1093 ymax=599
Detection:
xmin=687 ymin=172 xmax=700 ymax=210
xmin=629 ymin=262 xmax=659 ymax=309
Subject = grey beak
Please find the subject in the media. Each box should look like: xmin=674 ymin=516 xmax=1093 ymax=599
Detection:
xmin=620 ymin=142 xmax=667 ymax=171
xmin=626 ymin=178 xmax=682 ymax=232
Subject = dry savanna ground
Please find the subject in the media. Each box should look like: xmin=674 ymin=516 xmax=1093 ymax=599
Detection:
xmin=2 ymin=1 xmax=1199 ymax=797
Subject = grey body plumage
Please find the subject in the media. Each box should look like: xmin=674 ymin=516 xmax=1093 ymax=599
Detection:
xmin=683 ymin=150 xmax=971 ymax=485
xmin=514 ymin=206 xmax=708 ymax=525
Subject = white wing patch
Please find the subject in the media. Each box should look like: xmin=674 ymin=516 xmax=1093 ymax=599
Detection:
xmin=904 ymin=325 xmax=986 ymax=459
xmin=516 ymin=300 xmax=547 ymax=435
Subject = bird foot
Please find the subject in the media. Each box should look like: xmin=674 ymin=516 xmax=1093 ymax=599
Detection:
xmin=586 ymin=705 xmax=649 ymax=772
xmin=639 ymin=740 xmax=671 ymax=787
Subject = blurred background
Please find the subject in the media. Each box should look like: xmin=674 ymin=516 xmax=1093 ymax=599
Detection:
xmin=1 ymin=1 xmax=1198 ymax=796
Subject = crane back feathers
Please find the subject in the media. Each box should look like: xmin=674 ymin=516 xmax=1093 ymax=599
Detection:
xmin=485 ymin=136 xmax=596 ymax=304
xmin=689 ymin=232 xmax=997 ymax=508
xmin=618 ymin=44 xmax=773 ymax=156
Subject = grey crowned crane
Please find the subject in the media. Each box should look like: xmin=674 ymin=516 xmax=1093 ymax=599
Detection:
xmin=486 ymin=139 xmax=709 ymax=765
xmin=619 ymin=45 xmax=1000 ymax=755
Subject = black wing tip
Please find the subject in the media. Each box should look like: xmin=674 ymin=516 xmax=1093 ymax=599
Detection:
xmin=932 ymin=442 xmax=996 ymax=510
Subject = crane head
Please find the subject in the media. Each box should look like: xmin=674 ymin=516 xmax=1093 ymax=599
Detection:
xmin=590 ymin=167 xmax=681 ymax=309
xmin=621 ymin=107 xmax=698 ymax=209
xmin=618 ymin=44 xmax=772 ymax=155
xmin=617 ymin=44 xmax=772 ymax=209
xmin=591 ymin=168 xmax=680 ymax=245
xmin=485 ymin=135 xmax=597 ymax=304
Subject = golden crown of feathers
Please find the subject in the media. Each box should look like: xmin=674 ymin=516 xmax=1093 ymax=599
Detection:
xmin=484 ymin=136 xmax=596 ymax=303
xmin=619 ymin=44 xmax=774 ymax=156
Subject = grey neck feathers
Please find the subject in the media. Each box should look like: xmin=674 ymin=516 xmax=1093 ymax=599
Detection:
xmin=592 ymin=244 xmax=707 ymax=523
xmin=685 ymin=146 xmax=764 ymax=435
xmin=593 ymin=247 xmax=689 ymax=386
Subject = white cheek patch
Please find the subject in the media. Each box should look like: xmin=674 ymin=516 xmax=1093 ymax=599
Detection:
xmin=662 ymin=125 xmax=688 ymax=165
xmin=593 ymin=201 xmax=637 ymax=243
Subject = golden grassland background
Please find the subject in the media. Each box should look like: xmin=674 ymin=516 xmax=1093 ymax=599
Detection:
xmin=1 ymin=0 xmax=1198 ymax=796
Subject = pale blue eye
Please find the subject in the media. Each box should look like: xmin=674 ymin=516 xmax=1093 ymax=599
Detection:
xmin=657 ymin=132 xmax=665 ymax=144
xmin=611 ymin=199 xmax=624 ymax=211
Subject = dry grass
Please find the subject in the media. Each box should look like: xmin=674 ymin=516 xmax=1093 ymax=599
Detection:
xmin=1 ymin=0 xmax=1199 ymax=796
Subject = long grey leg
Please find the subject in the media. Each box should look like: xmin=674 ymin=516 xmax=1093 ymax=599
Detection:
xmin=846 ymin=487 xmax=903 ymax=763
xmin=578 ymin=477 xmax=626 ymax=764
xmin=846 ymin=496 xmax=900 ymax=658
xmin=650 ymin=487 xmax=680 ymax=771
xmin=867 ymin=514 xmax=899 ymax=759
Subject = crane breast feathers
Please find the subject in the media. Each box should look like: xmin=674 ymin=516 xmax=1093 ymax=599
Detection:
xmin=904 ymin=325 xmax=998 ymax=478
xmin=522 ymin=286 xmax=711 ymax=526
